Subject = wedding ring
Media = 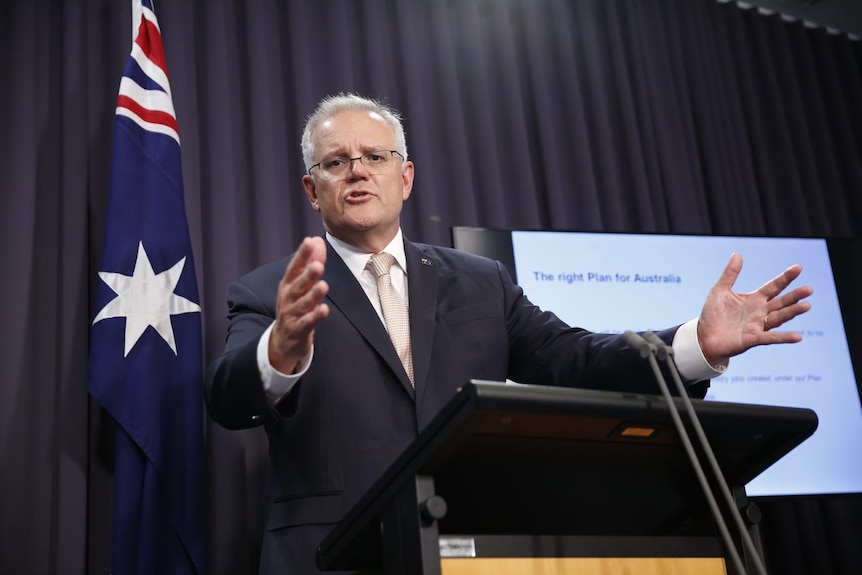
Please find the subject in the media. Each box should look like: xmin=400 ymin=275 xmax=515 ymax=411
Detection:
xmin=764 ymin=315 xmax=771 ymax=331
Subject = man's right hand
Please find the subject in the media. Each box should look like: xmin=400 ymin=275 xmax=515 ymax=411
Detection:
xmin=269 ymin=237 xmax=330 ymax=374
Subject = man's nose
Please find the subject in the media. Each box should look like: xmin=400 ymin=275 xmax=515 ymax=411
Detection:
xmin=347 ymin=157 xmax=369 ymax=178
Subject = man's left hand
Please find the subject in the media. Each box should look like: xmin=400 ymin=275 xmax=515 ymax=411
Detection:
xmin=697 ymin=253 xmax=813 ymax=366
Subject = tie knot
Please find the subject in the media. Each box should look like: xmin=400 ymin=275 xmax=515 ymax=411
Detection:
xmin=368 ymin=252 xmax=396 ymax=278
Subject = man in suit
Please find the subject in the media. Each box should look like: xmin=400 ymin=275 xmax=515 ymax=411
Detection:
xmin=205 ymin=93 xmax=812 ymax=574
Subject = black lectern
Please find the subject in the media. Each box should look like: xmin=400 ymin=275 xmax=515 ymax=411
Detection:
xmin=317 ymin=381 xmax=817 ymax=575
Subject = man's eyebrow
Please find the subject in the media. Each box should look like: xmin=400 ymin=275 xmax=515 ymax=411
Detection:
xmin=323 ymin=144 xmax=392 ymax=157
xmin=349 ymin=145 xmax=391 ymax=155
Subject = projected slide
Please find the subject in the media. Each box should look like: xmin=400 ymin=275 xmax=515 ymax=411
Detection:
xmin=509 ymin=231 xmax=862 ymax=496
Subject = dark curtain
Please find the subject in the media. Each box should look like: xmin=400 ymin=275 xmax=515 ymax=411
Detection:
xmin=1 ymin=0 xmax=861 ymax=573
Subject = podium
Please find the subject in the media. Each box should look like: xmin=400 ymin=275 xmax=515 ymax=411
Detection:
xmin=317 ymin=381 xmax=818 ymax=574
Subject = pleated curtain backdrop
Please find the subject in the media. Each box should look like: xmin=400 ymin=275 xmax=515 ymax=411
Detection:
xmin=1 ymin=0 xmax=861 ymax=574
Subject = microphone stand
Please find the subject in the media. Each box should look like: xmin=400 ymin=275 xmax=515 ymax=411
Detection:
xmin=622 ymin=331 xmax=767 ymax=575
xmin=640 ymin=331 xmax=768 ymax=575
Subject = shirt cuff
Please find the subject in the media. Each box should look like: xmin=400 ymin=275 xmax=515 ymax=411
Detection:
xmin=257 ymin=322 xmax=313 ymax=404
xmin=671 ymin=318 xmax=728 ymax=382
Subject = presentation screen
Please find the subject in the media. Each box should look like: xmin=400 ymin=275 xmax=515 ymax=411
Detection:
xmin=451 ymin=227 xmax=862 ymax=497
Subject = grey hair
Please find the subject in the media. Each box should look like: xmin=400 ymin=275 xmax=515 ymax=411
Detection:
xmin=301 ymin=93 xmax=408 ymax=170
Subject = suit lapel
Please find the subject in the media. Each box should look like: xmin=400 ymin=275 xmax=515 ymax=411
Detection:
xmin=405 ymin=241 xmax=438 ymax=403
xmin=323 ymin=240 xmax=415 ymax=397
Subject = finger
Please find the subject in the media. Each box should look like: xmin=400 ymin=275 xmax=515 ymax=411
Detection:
xmin=307 ymin=236 xmax=328 ymax=264
xmin=766 ymin=285 xmax=814 ymax=314
xmin=281 ymin=237 xmax=315 ymax=284
xmin=283 ymin=237 xmax=327 ymax=284
xmin=280 ymin=238 xmax=328 ymax=298
xmin=285 ymin=258 xmax=326 ymax=299
xmin=712 ymin=252 xmax=743 ymax=291
xmin=271 ymin=280 xmax=329 ymax=358
xmin=756 ymin=329 xmax=804 ymax=346
xmin=758 ymin=264 xmax=803 ymax=301
xmin=274 ymin=279 xmax=329 ymax=343
xmin=286 ymin=279 xmax=330 ymax=320
xmin=289 ymin=300 xmax=330 ymax=336
xmin=269 ymin=300 xmax=330 ymax=374
xmin=766 ymin=300 xmax=812 ymax=330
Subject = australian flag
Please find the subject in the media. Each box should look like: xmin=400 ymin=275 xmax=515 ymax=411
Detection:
xmin=87 ymin=1 xmax=204 ymax=574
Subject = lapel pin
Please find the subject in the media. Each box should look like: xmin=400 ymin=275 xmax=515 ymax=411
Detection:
xmin=421 ymin=257 xmax=433 ymax=266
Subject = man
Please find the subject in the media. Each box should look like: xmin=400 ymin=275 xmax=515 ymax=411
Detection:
xmin=205 ymin=93 xmax=812 ymax=574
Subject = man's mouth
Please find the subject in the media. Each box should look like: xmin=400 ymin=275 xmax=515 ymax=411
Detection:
xmin=345 ymin=190 xmax=373 ymax=201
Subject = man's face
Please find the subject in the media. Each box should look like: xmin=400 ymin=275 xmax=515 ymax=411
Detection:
xmin=302 ymin=110 xmax=414 ymax=252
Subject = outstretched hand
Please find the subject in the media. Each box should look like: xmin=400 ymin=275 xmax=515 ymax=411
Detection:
xmin=696 ymin=253 xmax=813 ymax=366
xmin=269 ymin=237 xmax=330 ymax=374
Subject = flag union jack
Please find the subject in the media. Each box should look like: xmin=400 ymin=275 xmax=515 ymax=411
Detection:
xmin=116 ymin=2 xmax=180 ymax=144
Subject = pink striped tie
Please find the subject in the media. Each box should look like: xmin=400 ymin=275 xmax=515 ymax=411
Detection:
xmin=368 ymin=253 xmax=414 ymax=386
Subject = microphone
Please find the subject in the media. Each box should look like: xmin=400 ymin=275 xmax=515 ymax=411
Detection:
xmin=622 ymin=331 xmax=765 ymax=575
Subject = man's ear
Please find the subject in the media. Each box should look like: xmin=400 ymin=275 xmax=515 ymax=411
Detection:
xmin=302 ymin=175 xmax=320 ymax=211
xmin=401 ymin=160 xmax=414 ymax=202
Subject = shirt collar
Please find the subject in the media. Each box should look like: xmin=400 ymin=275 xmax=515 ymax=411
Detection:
xmin=325 ymin=229 xmax=407 ymax=279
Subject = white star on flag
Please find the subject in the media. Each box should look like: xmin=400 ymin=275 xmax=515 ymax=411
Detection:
xmin=93 ymin=241 xmax=201 ymax=357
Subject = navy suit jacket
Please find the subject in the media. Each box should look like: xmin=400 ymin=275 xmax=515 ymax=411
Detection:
xmin=205 ymin=237 xmax=707 ymax=574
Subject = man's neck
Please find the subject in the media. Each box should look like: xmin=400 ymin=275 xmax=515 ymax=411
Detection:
xmin=326 ymin=228 xmax=401 ymax=254
xmin=326 ymin=229 xmax=407 ymax=281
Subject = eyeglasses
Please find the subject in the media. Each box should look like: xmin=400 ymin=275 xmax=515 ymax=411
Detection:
xmin=308 ymin=150 xmax=405 ymax=179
